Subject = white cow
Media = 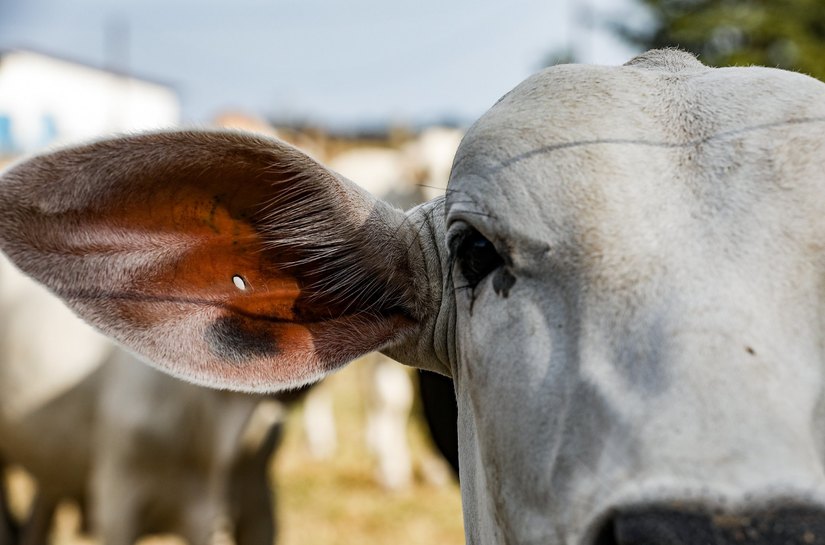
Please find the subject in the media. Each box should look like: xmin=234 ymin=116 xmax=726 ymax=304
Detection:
xmin=4 ymin=49 xmax=825 ymax=544
xmin=0 ymin=257 xmax=282 ymax=545
xmin=401 ymin=126 xmax=464 ymax=200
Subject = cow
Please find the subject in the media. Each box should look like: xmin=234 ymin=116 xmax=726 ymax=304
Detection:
xmin=0 ymin=255 xmax=283 ymax=545
xmin=2 ymin=49 xmax=825 ymax=544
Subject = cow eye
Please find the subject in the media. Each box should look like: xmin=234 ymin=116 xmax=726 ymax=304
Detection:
xmin=454 ymin=229 xmax=504 ymax=288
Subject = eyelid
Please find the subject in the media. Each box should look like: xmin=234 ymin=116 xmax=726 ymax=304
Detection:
xmin=446 ymin=225 xmax=473 ymax=279
xmin=447 ymin=221 xmax=473 ymax=259
xmin=449 ymin=218 xmax=509 ymax=259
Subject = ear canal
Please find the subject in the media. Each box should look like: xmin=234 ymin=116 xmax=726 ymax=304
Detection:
xmin=0 ymin=130 xmax=424 ymax=391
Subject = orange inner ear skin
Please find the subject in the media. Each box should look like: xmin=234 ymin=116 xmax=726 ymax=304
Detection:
xmin=72 ymin=177 xmax=404 ymax=324
xmin=158 ymin=237 xmax=303 ymax=319
xmin=70 ymin=151 xmax=410 ymax=369
xmin=106 ymin=182 xmax=399 ymax=329
xmin=22 ymin=186 xmax=306 ymax=358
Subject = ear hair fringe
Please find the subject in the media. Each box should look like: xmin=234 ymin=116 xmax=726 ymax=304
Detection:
xmin=253 ymin=155 xmax=419 ymax=320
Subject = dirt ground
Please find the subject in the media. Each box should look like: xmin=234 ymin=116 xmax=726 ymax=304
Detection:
xmin=6 ymin=359 xmax=465 ymax=545
xmin=276 ymin=362 xmax=464 ymax=545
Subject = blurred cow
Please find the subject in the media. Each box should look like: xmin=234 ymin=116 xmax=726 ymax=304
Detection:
xmin=0 ymin=462 xmax=14 ymax=545
xmin=401 ymin=126 xmax=464 ymax=200
xmin=0 ymin=255 xmax=284 ymax=545
xmin=297 ymin=127 xmax=462 ymax=491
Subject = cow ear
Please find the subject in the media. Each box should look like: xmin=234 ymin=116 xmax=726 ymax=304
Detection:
xmin=0 ymin=130 xmax=429 ymax=391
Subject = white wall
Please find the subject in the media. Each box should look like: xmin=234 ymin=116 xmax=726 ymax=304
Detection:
xmin=0 ymin=50 xmax=179 ymax=152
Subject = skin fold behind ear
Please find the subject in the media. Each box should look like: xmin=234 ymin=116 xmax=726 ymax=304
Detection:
xmin=0 ymin=130 xmax=446 ymax=391
xmin=382 ymin=199 xmax=454 ymax=377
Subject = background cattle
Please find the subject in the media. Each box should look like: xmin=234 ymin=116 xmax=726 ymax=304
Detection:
xmin=0 ymin=473 xmax=13 ymax=545
xmin=0 ymin=255 xmax=284 ymax=545
xmin=317 ymin=127 xmax=461 ymax=490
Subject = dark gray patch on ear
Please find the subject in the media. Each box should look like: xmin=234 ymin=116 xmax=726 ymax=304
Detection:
xmin=493 ymin=269 xmax=516 ymax=297
xmin=207 ymin=315 xmax=279 ymax=362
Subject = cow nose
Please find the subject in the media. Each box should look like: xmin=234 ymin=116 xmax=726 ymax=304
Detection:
xmin=594 ymin=506 xmax=825 ymax=545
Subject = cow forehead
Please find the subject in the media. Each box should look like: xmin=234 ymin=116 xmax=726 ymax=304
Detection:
xmin=447 ymin=50 xmax=825 ymax=262
xmin=454 ymin=49 xmax=825 ymax=172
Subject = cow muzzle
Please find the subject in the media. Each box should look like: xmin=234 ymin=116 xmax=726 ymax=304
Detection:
xmin=593 ymin=504 xmax=825 ymax=545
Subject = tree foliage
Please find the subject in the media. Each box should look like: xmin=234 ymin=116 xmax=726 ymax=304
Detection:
xmin=617 ymin=0 xmax=825 ymax=79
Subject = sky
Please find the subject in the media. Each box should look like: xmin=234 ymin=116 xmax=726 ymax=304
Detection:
xmin=0 ymin=0 xmax=645 ymax=128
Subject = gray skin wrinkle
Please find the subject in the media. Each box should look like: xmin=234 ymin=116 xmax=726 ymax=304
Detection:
xmin=383 ymin=198 xmax=456 ymax=377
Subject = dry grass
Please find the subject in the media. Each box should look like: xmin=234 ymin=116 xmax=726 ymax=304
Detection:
xmin=275 ymin=360 xmax=464 ymax=545
xmin=6 ymin=359 xmax=464 ymax=545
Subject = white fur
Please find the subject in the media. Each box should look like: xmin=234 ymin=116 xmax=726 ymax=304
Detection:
xmin=445 ymin=50 xmax=825 ymax=543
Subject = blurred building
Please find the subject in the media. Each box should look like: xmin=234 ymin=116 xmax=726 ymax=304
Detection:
xmin=0 ymin=49 xmax=179 ymax=155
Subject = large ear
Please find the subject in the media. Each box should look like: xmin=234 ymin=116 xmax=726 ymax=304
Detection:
xmin=0 ymin=130 xmax=443 ymax=391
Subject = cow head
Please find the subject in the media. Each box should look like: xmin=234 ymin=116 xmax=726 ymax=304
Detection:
xmin=3 ymin=50 xmax=825 ymax=544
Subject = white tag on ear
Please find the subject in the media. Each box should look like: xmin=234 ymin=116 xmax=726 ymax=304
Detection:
xmin=232 ymin=275 xmax=247 ymax=291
